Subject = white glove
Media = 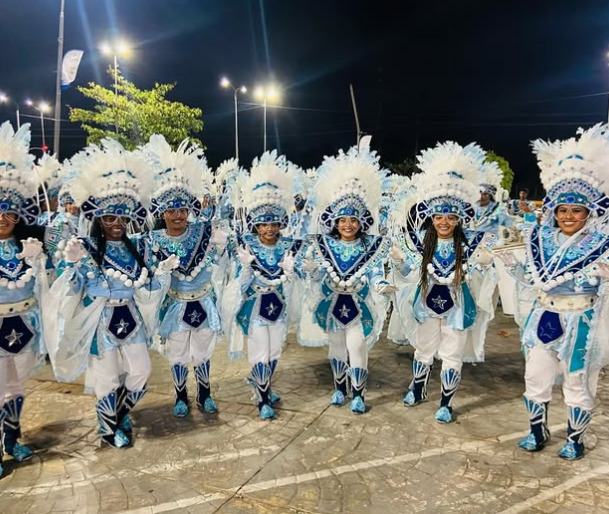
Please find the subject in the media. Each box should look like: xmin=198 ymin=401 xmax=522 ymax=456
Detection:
xmin=589 ymin=263 xmax=609 ymax=279
xmin=236 ymin=246 xmax=255 ymax=266
xmin=278 ymin=252 xmax=295 ymax=274
xmin=63 ymin=236 xmax=87 ymax=263
xmin=17 ymin=237 xmax=43 ymax=260
xmin=375 ymin=281 xmax=399 ymax=294
xmin=302 ymin=257 xmax=318 ymax=273
xmin=211 ymin=228 xmax=229 ymax=249
xmin=388 ymin=243 xmax=406 ymax=264
xmin=157 ymin=254 xmax=180 ymax=274
xmin=496 ymin=250 xmax=517 ymax=268
xmin=477 ymin=248 xmax=494 ymax=266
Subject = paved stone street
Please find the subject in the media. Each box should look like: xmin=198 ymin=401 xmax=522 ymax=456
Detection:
xmin=1 ymin=311 xmax=609 ymax=513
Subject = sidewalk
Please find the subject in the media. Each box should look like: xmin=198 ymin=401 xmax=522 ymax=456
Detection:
xmin=0 ymin=312 xmax=608 ymax=513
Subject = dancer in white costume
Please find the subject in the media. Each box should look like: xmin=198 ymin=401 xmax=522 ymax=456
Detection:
xmin=299 ymin=146 xmax=394 ymax=414
xmin=223 ymin=151 xmax=301 ymax=420
xmin=0 ymin=122 xmax=49 ymax=475
xmin=46 ymin=139 xmax=177 ymax=448
xmin=390 ymin=142 xmax=496 ymax=423
xmin=499 ymin=124 xmax=609 ymax=460
xmin=142 ymin=135 xmax=224 ymax=418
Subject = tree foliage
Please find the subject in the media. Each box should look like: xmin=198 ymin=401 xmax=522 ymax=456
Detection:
xmin=386 ymin=158 xmax=421 ymax=177
xmin=69 ymin=67 xmax=203 ymax=149
xmin=485 ymin=150 xmax=514 ymax=193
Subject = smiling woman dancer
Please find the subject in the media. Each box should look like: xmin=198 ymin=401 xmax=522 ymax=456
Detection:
xmin=500 ymin=124 xmax=609 ymax=460
xmin=390 ymin=142 xmax=496 ymax=424
xmin=142 ymin=135 xmax=225 ymax=418
xmin=46 ymin=139 xmax=177 ymax=449
xmin=0 ymin=122 xmax=50 ymax=476
xmin=222 ymin=151 xmax=301 ymax=420
xmin=299 ymin=147 xmax=394 ymax=414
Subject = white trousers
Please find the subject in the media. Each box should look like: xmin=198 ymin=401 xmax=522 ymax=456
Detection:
xmin=247 ymin=323 xmax=285 ymax=365
xmin=90 ymin=343 xmax=152 ymax=399
xmin=167 ymin=329 xmax=216 ymax=367
xmin=414 ymin=318 xmax=468 ymax=372
xmin=524 ymin=344 xmax=600 ymax=411
xmin=327 ymin=324 xmax=368 ymax=369
xmin=0 ymin=351 xmax=36 ymax=406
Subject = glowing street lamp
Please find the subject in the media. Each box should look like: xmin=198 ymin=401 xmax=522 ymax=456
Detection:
xmin=0 ymin=93 xmax=21 ymax=128
xmin=254 ymin=85 xmax=281 ymax=152
xmin=220 ymin=77 xmax=247 ymax=161
xmin=101 ymin=40 xmax=131 ymax=134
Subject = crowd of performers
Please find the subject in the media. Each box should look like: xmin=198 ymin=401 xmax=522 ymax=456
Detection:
xmin=0 ymin=118 xmax=608 ymax=478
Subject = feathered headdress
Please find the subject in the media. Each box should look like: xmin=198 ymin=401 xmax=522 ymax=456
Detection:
xmin=141 ymin=135 xmax=212 ymax=218
xmin=35 ymin=153 xmax=62 ymax=202
xmin=478 ymin=160 xmax=504 ymax=198
xmin=0 ymin=121 xmax=40 ymax=224
xmin=70 ymin=138 xmax=152 ymax=226
xmin=532 ymin=123 xmax=609 ymax=218
xmin=309 ymin=146 xmax=388 ymax=234
xmin=412 ymin=141 xmax=483 ymax=226
xmin=239 ymin=150 xmax=294 ymax=230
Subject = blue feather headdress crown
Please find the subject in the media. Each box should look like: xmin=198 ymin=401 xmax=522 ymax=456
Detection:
xmin=0 ymin=121 xmax=40 ymax=224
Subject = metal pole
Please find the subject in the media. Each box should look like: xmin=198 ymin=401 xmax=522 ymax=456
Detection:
xmin=15 ymin=107 xmax=20 ymax=129
xmin=40 ymin=111 xmax=47 ymax=149
xmin=349 ymin=83 xmax=362 ymax=145
xmin=114 ymin=54 xmax=119 ymax=134
xmin=53 ymin=0 xmax=65 ymax=156
xmin=234 ymin=89 xmax=239 ymax=161
xmin=263 ymin=98 xmax=267 ymax=152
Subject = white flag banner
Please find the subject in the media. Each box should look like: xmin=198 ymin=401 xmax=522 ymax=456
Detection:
xmin=61 ymin=50 xmax=84 ymax=88
xmin=358 ymin=135 xmax=372 ymax=152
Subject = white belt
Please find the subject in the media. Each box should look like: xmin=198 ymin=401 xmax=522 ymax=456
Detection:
xmin=0 ymin=296 xmax=36 ymax=316
xmin=107 ymin=298 xmax=130 ymax=306
xmin=168 ymin=282 xmax=212 ymax=301
xmin=537 ymin=292 xmax=596 ymax=312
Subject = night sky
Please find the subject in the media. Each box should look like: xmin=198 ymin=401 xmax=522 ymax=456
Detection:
xmin=1 ymin=0 xmax=609 ymax=197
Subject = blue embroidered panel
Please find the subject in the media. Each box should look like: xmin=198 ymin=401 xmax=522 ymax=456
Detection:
xmin=315 ymin=234 xmax=385 ymax=278
xmin=182 ymin=300 xmax=207 ymax=328
xmin=0 ymin=316 xmax=33 ymax=354
xmin=537 ymin=310 xmax=564 ymax=344
xmin=331 ymin=294 xmax=360 ymax=326
xmin=259 ymin=291 xmax=284 ymax=322
xmin=529 ymin=225 xmax=609 ymax=282
xmin=425 ymin=284 xmax=454 ymax=315
xmin=238 ymin=234 xmax=302 ymax=280
xmin=108 ymin=305 xmax=137 ymax=340
xmin=150 ymin=221 xmax=213 ymax=273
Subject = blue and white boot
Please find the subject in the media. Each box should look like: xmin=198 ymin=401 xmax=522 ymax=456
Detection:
xmin=248 ymin=362 xmax=276 ymax=420
xmin=171 ymin=364 xmax=190 ymax=417
xmin=96 ymin=390 xmax=129 ymax=448
xmin=195 ymin=360 xmax=218 ymax=413
xmin=330 ymin=358 xmax=348 ymax=406
xmin=116 ymin=387 xmax=147 ymax=446
xmin=558 ymin=406 xmax=591 ymax=460
xmin=3 ymin=396 xmax=34 ymax=462
xmin=435 ymin=368 xmax=461 ymax=424
xmin=403 ymin=359 xmax=432 ymax=407
xmin=518 ymin=397 xmax=550 ymax=452
xmin=348 ymin=367 xmax=368 ymax=414
xmin=269 ymin=359 xmax=281 ymax=405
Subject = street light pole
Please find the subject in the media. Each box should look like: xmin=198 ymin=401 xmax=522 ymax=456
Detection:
xmin=53 ymin=0 xmax=66 ymax=156
xmin=254 ymin=85 xmax=279 ymax=153
xmin=263 ymin=97 xmax=267 ymax=152
xmin=40 ymin=110 xmax=46 ymax=149
xmin=220 ymin=78 xmax=247 ymax=161
xmin=113 ymin=53 xmax=119 ymax=134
